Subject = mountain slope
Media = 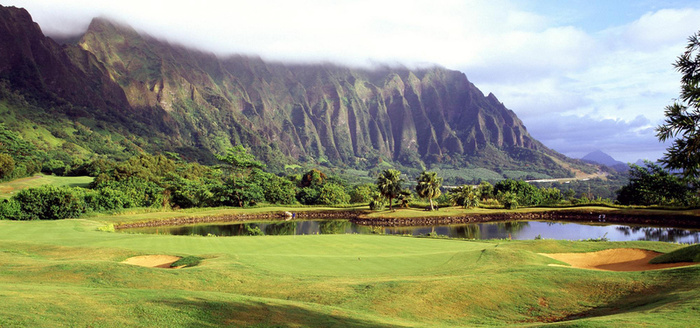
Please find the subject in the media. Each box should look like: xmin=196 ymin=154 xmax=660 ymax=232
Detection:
xmin=0 ymin=5 xmax=589 ymax=177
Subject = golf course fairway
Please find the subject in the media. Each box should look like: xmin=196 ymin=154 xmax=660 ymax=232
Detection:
xmin=0 ymin=218 xmax=698 ymax=327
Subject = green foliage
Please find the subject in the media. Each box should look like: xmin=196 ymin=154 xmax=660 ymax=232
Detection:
xmin=296 ymin=187 xmax=321 ymax=205
xmin=396 ymin=189 xmax=413 ymax=208
xmin=253 ymin=171 xmax=298 ymax=205
xmin=216 ymin=146 xmax=265 ymax=176
xmin=497 ymin=191 xmax=519 ymax=209
xmin=450 ymin=185 xmax=479 ymax=209
xmin=349 ymin=183 xmax=378 ymax=204
xmin=369 ymin=198 xmax=385 ymax=210
xmin=317 ymin=183 xmax=350 ymax=205
xmin=92 ymin=177 xmax=165 ymax=208
xmin=477 ymin=181 xmax=494 ymax=200
xmin=0 ymin=153 xmax=15 ymax=179
xmin=0 ymin=123 xmax=43 ymax=181
xmin=82 ymin=187 xmax=132 ymax=212
xmin=376 ymin=169 xmax=403 ymax=211
xmin=415 ymin=171 xmax=443 ymax=210
xmin=494 ymin=179 xmax=542 ymax=206
xmin=214 ymin=178 xmax=264 ymax=207
xmin=300 ymin=168 xmax=327 ymax=188
xmin=12 ymin=185 xmax=85 ymax=220
xmin=0 ymin=199 xmax=21 ymax=220
xmin=164 ymin=174 xmax=215 ymax=209
xmin=170 ymin=256 xmax=204 ymax=268
xmin=539 ymin=187 xmax=564 ymax=205
xmin=656 ymin=31 xmax=700 ymax=179
xmin=616 ymin=162 xmax=695 ymax=206
xmin=42 ymin=159 xmax=68 ymax=176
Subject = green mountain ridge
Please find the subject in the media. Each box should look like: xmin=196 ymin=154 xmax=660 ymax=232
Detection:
xmin=0 ymin=5 xmax=592 ymax=178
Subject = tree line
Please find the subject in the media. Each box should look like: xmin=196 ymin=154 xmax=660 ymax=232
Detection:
xmin=2 ymin=140 xmax=699 ymax=221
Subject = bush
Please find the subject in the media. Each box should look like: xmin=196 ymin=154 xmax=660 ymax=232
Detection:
xmin=0 ymin=199 xmax=21 ymax=220
xmin=369 ymin=199 xmax=385 ymax=210
xmin=13 ymin=185 xmax=86 ymax=220
xmin=213 ymin=178 xmax=264 ymax=207
xmin=296 ymin=187 xmax=320 ymax=205
xmin=317 ymin=183 xmax=350 ymax=205
xmin=349 ymin=184 xmax=377 ymax=204
xmin=83 ymin=187 xmax=132 ymax=212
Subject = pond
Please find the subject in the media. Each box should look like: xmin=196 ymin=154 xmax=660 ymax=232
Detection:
xmin=124 ymin=219 xmax=700 ymax=243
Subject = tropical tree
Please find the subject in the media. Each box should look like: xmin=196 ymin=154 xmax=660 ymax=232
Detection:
xmin=376 ymin=169 xmax=403 ymax=211
xmin=656 ymin=30 xmax=700 ymax=180
xmin=415 ymin=171 xmax=443 ymax=211
xmin=396 ymin=189 xmax=413 ymax=208
xmin=450 ymin=185 xmax=479 ymax=209
xmin=216 ymin=146 xmax=265 ymax=177
xmin=616 ymin=161 xmax=694 ymax=206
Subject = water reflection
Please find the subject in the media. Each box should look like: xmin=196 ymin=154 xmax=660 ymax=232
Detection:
xmin=127 ymin=220 xmax=700 ymax=243
xmin=615 ymin=226 xmax=700 ymax=243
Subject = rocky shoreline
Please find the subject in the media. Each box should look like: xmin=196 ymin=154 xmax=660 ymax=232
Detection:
xmin=114 ymin=209 xmax=700 ymax=230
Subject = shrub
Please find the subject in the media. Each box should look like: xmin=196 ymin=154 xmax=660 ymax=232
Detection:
xmin=83 ymin=187 xmax=132 ymax=212
xmin=296 ymin=187 xmax=320 ymax=205
xmin=317 ymin=183 xmax=350 ymax=205
xmin=213 ymin=178 xmax=264 ymax=207
xmin=349 ymin=183 xmax=377 ymax=204
xmin=0 ymin=199 xmax=21 ymax=220
xmin=13 ymin=185 xmax=86 ymax=220
xmin=369 ymin=199 xmax=385 ymax=210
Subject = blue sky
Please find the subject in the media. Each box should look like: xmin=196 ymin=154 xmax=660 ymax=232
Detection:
xmin=7 ymin=0 xmax=700 ymax=162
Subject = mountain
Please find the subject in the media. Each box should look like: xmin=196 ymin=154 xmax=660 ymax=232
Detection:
xmin=0 ymin=5 xmax=591 ymax=177
xmin=581 ymin=150 xmax=628 ymax=172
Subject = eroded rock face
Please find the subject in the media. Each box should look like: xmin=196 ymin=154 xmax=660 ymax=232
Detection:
xmin=0 ymin=7 xmax=130 ymax=110
xmin=0 ymin=5 xmax=564 ymax=172
xmin=77 ymin=18 xmax=546 ymax=165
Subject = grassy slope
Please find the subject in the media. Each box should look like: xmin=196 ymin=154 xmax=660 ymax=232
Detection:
xmin=0 ymin=218 xmax=698 ymax=327
xmin=0 ymin=174 xmax=93 ymax=199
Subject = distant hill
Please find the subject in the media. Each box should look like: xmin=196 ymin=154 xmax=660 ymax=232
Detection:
xmin=581 ymin=150 xmax=628 ymax=172
xmin=0 ymin=5 xmax=594 ymax=178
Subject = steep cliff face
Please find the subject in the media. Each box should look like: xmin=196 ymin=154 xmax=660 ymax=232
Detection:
xmin=0 ymin=7 xmax=129 ymax=110
xmin=75 ymin=18 xmax=547 ymax=166
xmin=0 ymin=5 xmax=571 ymax=175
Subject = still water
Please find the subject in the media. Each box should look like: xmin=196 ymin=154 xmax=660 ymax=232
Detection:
xmin=125 ymin=220 xmax=700 ymax=243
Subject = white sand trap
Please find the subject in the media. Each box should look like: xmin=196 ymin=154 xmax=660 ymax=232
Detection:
xmin=121 ymin=255 xmax=181 ymax=268
xmin=540 ymin=248 xmax=696 ymax=272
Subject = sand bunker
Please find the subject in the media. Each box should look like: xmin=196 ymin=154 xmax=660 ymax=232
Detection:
xmin=540 ymin=248 xmax=697 ymax=272
xmin=121 ymin=255 xmax=181 ymax=268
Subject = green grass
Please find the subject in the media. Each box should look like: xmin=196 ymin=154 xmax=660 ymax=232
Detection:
xmin=0 ymin=174 xmax=94 ymax=199
xmin=650 ymin=244 xmax=700 ymax=264
xmin=0 ymin=217 xmax=697 ymax=327
xmin=170 ymin=256 xmax=204 ymax=268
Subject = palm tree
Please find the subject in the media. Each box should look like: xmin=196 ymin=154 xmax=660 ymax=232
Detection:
xmin=415 ymin=171 xmax=442 ymax=211
xmin=376 ymin=169 xmax=403 ymax=211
